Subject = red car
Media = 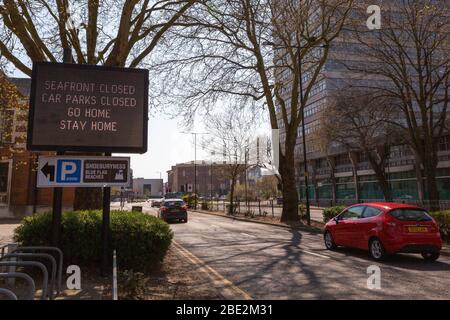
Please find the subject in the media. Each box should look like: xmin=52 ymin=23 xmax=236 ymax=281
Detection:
xmin=324 ymin=202 xmax=442 ymax=261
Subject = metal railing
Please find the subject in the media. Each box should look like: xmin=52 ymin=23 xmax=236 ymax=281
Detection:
xmin=14 ymin=247 xmax=63 ymax=294
xmin=196 ymin=198 xmax=450 ymax=219
xmin=0 ymin=288 xmax=17 ymax=300
xmin=0 ymin=261 xmax=48 ymax=300
xmin=321 ymin=199 xmax=450 ymax=211
xmin=2 ymin=253 xmax=57 ymax=299
xmin=0 ymin=272 xmax=35 ymax=300
xmin=0 ymin=245 xmax=64 ymax=300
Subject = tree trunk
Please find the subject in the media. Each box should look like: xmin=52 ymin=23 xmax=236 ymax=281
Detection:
xmin=280 ymin=146 xmax=299 ymax=222
xmin=73 ymin=188 xmax=103 ymax=211
xmin=424 ymin=164 xmax=440 ymax=211
xmin=367 ymin=154 xmax=392 ymax=201
xmin=416 ymin=146 xmax=439 ymax=211
xmin=228 ymin=177 xmax=236 ymax=215
xmin=377 ymin=172 xmax=392 ymax=202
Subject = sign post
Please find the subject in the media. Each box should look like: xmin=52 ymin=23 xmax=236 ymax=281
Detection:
xmin=37 ymin=155 xmax=130 ymax=276
xmin=102 ymin=152 xmax=112 ymax=276
xmin=50 ymin=49 xmax=72 ymax=248
xmin=28 ymin=60 xmax=148 ymax=276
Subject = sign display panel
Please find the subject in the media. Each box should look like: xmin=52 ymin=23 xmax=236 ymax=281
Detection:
xmin=27 ymin=62 xmax=148 ymax=153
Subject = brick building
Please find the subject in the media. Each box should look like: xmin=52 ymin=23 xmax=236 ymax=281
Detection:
xmin=167 ymin=161 xmax=245 ymax=197
xmin=0 ymin=76 xmax=74 ymax=218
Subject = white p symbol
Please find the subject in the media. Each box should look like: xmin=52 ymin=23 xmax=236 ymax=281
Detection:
xmin=61 ymin=161 xmax=77 ymax=181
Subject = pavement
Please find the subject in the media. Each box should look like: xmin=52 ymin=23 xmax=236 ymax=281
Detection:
xmin=0 ymin=220 xmax=20 ymax=245
xmin=143 ymin=206 xmax=450 ymax=300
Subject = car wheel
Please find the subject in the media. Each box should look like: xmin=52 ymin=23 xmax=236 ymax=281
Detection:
xmin=369 ymin=238 xmax=387 ymax=261
xmin=324 ymin=231 xmax=337 ymax=250
xmin=421 ymin=251 xmax=440 ymax=262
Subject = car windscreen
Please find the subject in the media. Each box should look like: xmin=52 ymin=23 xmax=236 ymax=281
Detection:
xmin=164 ymin=201 xmax=184 ymax=208
xmin=389 ymin=209 xmax=432 ymax=221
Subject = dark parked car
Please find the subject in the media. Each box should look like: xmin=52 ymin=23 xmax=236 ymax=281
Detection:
xmin=158 ymin=199 xmax=188 ymax=223
xmin=151 ymin=198 xmax=164 ymax=207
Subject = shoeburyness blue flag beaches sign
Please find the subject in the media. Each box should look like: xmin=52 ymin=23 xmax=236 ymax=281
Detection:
xmin=37 ymin=156 xmax=130 ymax=188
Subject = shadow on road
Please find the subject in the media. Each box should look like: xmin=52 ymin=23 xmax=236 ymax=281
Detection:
xmin=172 ymin=213 xmax=450 ymax=299
xmin=332 ymin=247 xmax=450 ymax=271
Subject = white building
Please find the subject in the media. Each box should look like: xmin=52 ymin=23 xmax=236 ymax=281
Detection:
xmin=133 ymin=178 xmax=164 ymax=197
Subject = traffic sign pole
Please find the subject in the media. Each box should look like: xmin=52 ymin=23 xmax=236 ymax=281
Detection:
xmin=50 ymin=152 xmax=63 ymax=247
xmin=51 ymin=48 xmax=71 ymax=247
xmin=101 ymin=152 xmax=112 ymax=276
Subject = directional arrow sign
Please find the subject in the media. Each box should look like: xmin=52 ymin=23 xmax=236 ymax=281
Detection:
xmin=41 ymin=162 xmax=55 ymax=182
xmin=37 ymin=156 xmax=130 ymax=188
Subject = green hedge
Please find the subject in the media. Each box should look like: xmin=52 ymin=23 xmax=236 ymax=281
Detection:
xmin=322 ymin=205 xmax=346 ymax=223
xmin=430 ymin=211 xmax=450 ymax=243
xmin=14 ymin=210 xmax=173 ymax=272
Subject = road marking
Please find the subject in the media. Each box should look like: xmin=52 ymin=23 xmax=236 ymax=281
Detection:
xmin=301 ymin=249 xmax=331 ymax=259
xmin=172 ymin=240 xmax=252 ymax=300
xmin=240 ymin=233 xmax=256 ymax=238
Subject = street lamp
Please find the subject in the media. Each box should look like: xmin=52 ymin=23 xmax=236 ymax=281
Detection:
xmin=263 ymin=37 xmax=328 ymax=226
xmin=155 ymin=171 xmax=163 ymax=196
xmin=210 ymin=151 xmax=215 ymax=201
xmin=180 ymin=131 xmax=209 ymax=208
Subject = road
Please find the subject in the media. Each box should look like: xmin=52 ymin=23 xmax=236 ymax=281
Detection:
xmin=2 ymin=203 xmax=450 ymax=299
xmin=143 ymin=206 xmax=450 ymax=300
xmin=113 ymin=201 xmax=324 ymax=223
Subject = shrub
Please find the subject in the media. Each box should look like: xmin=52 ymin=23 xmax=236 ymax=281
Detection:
xmin=298 ymin=203 xmax=306 ymax=219
xmin=322 ymin=205 xmax=346 ymax=223
xmin=201 ymin=201 xmax=209 ymax=210
xmin=119 ymin=270 xmax=146 ymax=299
xmin=429 ymin=211 xmax=450 ymax=243
xmin=182 ymin=193 xmax=198 ymax=208
xmin=14 ymin=210 xmax=173 ymax=273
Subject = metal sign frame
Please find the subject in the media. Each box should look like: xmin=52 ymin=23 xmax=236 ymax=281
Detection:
xmin=27 ymin=62 xmax=148 ymax=154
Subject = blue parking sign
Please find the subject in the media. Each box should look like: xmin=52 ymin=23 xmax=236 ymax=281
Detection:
xmin=56 ymin=159 xmax=81 ymax=183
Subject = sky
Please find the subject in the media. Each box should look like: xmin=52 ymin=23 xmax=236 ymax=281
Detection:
xmin=120 ymin=115 xmax=211 ymax=181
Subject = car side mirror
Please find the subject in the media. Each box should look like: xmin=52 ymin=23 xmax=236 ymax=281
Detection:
xmin=334 ymin=217 xmax=339 ymax=224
